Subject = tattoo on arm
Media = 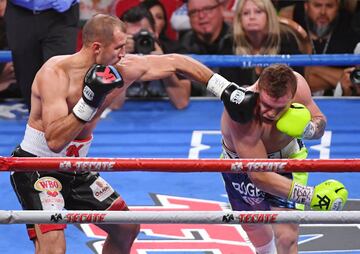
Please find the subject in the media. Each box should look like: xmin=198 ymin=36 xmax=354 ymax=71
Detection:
xmin=311 ymin=117 xmax=326 ymax=139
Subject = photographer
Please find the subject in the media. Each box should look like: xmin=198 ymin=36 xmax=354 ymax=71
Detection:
xmin=334 ymin=67 xmax=360 ymax=96
xmin=334 ymin=43 xmax=360 ymax=96
xmin=110 ymin=5 xmax=190 ymax=110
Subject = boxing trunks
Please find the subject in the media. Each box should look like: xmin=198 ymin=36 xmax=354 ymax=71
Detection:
xmin=10 ymin=125 xmax=127 ymax=240
xmin=221 ymin=138 xmax=308 ymax=211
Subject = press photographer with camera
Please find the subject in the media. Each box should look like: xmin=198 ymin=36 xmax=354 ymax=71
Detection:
xmin=109 ymin=5 xmax=190 ymax=110
xmin=334 ymin=43 xmax=360 ymax=96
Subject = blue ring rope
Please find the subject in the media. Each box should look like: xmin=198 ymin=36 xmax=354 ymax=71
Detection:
xmin=0 ymin=50 xmax=359 ymax=67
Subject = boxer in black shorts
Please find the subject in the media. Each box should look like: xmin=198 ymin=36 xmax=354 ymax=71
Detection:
xmin=11 ymin=143 xmax=126 ymax=239
xmin=12 ymin=13 xmax=262 ymax=253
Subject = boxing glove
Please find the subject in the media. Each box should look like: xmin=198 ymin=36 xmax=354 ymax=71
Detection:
xmin=276 ymin=103 xmax=315 ymax=139
xmin=207 ymin=74 xmax=258 ymax=123
xmin=73 ymin=64 xmax=124 ymax=122
xmin=289 ymin=179 xmax=348 ymax=211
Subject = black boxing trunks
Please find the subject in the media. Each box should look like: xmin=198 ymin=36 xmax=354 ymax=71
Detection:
xmin=221 ymin=138 xmax=308 ymax=211
xmin=10 ymin=125 xmax=127 ymax=240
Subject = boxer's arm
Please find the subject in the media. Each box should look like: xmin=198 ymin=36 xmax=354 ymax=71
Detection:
xmin=38 ymin=67 xmax=85 ymax=152
xmin=120 ymin=54 xmax=213 ymax=85
xmin=228 ymin=107 xmax=346 ymax=211
xmin=120 ymin=54 xmax=258 ymax=123
xmin=294 ymin=72 xmax=326 ymax=139
xmin=227 ymin=116 xmax=293 ymax=197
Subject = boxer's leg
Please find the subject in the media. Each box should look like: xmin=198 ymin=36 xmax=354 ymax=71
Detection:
xmin=67 ymin=173 xmax=140 ymax=254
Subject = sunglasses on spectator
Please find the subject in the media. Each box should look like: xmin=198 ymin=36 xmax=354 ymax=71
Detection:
xmin=188 ymin=3 xmax=221 ymax=18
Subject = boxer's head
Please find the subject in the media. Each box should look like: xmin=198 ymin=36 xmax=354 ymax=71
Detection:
xmin=257 ymin=64 xmax=297 ymax=122
xmin=82 ymin=14 xmax=127 ymax=65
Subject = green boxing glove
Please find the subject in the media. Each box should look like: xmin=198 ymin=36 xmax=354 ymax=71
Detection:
xmin=276 ymin=103 xmax=315 ymax=139
xmin=310 ymin=179 xmax=348 ymax=211
xmin=289 ymin=179 xmax=348 ymax=211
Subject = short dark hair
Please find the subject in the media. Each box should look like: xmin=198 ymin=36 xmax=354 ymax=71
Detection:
xmin=82 ymin=14 xmax=125 ymax=46
xmin=258 ymin=64 xmax=297 ymax=98
xmin=121 ymin=5 xmax=156 ymax=32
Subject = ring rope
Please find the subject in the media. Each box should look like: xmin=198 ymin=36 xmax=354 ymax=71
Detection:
xmin=191 ymin=54 xmax=360 ymax=67
xmin=0 ymin=210 xmax=359 ymax=224
xmin=1 ymin=157 xmax=360 ymax=173
xmin=0 ymin=51 xmax=359 ymax=66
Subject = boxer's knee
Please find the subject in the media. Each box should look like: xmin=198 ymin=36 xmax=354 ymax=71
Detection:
xmin=34 ymin=226 xmax=66 ymax=254
xmin=109 ymin=223 xmax=140 ymax=241
xmin=273 ymin=224 xmax=298 ymax=252
xmin=101 ymin=223 xmax=140 ymax=252
xmin=242 ymin=224 xmax=274 ymax=248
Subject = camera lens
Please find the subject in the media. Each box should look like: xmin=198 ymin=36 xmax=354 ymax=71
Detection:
xmin=134 ymin=29 xmax=155 ymax=55
xmin=350 ymin=68 xmax=360 ymax=86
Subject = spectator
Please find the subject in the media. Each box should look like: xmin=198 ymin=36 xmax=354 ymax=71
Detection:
xmin=219 ymin=0 xmax=303 ymax=86
xmin=333 ymin=66 xmax=360 ymax=96
xmin=112 ymin=0 xmax=140 ymax=19
xmin=0 ymin=0 xmax=19 ymax=99
xmin=113 ymin=0 xmax=181 ymax=40
xmin=285 ymin=0 xmax=360 ymax=95
xmin=0 ymin=0 xmax=5 ymax=16
xmin=109 ymin=5 xmax=190 ymax=110
xmin=334 ymin=43 xmax=360 ymax=96
xmin=352 ymin=1 xmax=360 ymax=34
xmin=179 ymin=0 xmax=233 ymax=96
xmin=170 ymin=0 xmax=239 ymax=35
xmin=140 ymin=0 xmax=183 ymax=53
xmin=4 ymin=0 xmax=80 ymax=110
xmin=79 ymin=0 xmax=116 ymax=23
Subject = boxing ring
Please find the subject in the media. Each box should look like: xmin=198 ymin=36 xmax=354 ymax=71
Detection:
xmin=0 ymin=53 xmax=360 ymax=253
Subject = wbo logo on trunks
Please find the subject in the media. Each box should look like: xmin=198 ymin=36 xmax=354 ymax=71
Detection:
xmin=34 ymin=176 xmax=65 ymax=210
xmin=34 ymin=176 xmax=62 ymax=197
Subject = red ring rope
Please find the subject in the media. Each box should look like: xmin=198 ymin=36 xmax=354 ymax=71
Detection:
xmin=0 ymin=157 xmax=359 ymax=172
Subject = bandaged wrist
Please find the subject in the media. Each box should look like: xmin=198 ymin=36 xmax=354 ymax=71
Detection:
xmin=303 ymin=121 xmax=316 ymax=139
xmin=206 ymin=73 xmax=230 ymax=97
xmin=72 ymin=97 xmax=98 ymax=122
xmin=288 ymin=182 xmax=314 ymax=206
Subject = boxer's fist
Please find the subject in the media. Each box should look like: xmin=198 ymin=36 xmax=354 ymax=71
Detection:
xmin=206 ymin=74 xmax=258 ymax=123
xmin=73 ymin=65 xmax=124 ymax=122
xmin=83 ymin=64 xmax=124 ymax=108
xmin=276 ymin=103 xmax=313 ymax=138
xmin=221 ymin=83 xmax=258 ymax=123
xmin=289 ymin=180 xmax=348 ymax=211
xmin=310 ymin=179 xmax=348 ymax=211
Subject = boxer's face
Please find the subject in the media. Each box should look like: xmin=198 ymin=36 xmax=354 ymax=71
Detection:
xmin=240 ymin=0 xmax=267 ymax=33
xmin=187 ymin=0 xmax=223 ymax=40
xmin=97 ymin=27 xmax=127 ymax=65
xmin=305 ymin=0 xmax=339 ymax=28
xmin=258 ymin=90 xmax=292 ymax=123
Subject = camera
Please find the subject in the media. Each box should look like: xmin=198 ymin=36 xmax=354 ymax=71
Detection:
xmin=133 ymin=29 xmax=155 ymax=55
xmin=350 ymin=67 xmax=360 ymax=86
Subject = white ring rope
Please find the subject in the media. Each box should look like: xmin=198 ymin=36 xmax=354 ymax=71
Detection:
xmin=0 ymin=210 xmax=359 ymax=224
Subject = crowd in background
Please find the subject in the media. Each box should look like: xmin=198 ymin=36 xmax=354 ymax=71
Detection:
xmin=1 ymin=0 xmax=360 ymax=112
